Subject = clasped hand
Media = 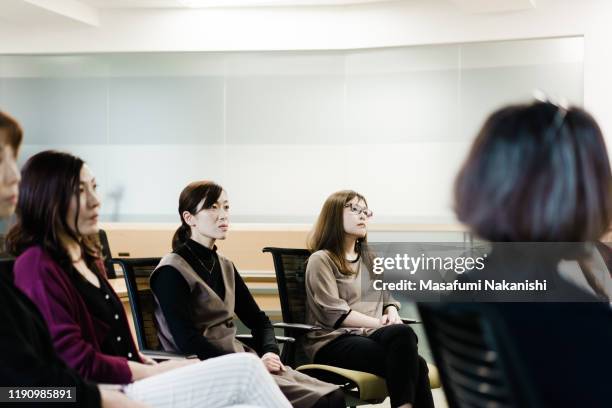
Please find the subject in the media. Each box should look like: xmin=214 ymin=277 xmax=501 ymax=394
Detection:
xmin=379 ymin=306 xmax=402 ymax=326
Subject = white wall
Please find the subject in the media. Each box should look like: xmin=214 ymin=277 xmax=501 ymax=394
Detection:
xmin=0 ymin=38 xmax=583 ymax=222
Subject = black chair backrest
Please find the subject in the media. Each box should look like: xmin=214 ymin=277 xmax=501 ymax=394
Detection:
xmin=98 ymin=229 xmax=116 ymax=278
xmin=419 ymin=303 xmax=541 ymax=408
xmin=263 ymin=247 xmax=311 ymax=365
xmin=0 ymin=257 xmax=15 ymax=284
xmin=263 ymin=247 xmax=311 ymax=325
xmin=113 ymin=257 xmax=162 ymax=351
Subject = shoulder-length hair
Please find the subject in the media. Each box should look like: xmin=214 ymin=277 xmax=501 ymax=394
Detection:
xmin=6 ymin=150 xmax=102 ymax=275
xmin=455 ymin=101 xmax=612 ymax=300
xmin=308 ymin=190 xmax=373 ymax=276
xmin=172 ymin=180 xmax=224 ymax=251
xmin=455 ymin=101 xmax=612 ymax=243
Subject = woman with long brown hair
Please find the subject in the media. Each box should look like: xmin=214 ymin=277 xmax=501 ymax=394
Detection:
xmin=305 ymin=190 xmax=434 ymax=408
xmin=7 ymin=150 xmax=292 ymax=408
xmin=0 ymin=112 xmax=144 ymax=407
xmin=150 ymin=180 xmax=344 ymax=408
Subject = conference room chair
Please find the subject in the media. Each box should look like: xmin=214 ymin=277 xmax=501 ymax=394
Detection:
xmin=112 ymin=257 xmax=193 ymax=361
xmin=98 ymin=229 xmax=116 ymax=278
xmin=418 ymin=302 xmax=541 ymax=408
xmin=0 ymin=257 xmax=15 ymax=285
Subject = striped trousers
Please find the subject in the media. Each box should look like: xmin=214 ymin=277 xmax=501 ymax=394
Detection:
xmin=123 ymin=353 xmax=291 ymax=408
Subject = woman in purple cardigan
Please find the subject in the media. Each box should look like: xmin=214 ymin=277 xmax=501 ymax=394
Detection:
xmin=0 ymin=111 xmax=145 ymax=408
xmin=7 ymin=150 xmax=291 ymax=408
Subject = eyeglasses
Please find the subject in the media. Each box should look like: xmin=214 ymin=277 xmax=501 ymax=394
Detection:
xmin=533 ymin=89 xmax=569 ymax=135
xmin=344 ymin=203 xmax=373 ymax=218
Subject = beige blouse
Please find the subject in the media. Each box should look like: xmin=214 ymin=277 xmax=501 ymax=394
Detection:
xmin=303 ymin=250 xmax=401 ymax=361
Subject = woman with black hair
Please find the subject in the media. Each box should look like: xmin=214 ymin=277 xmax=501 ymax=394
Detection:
xmin=0 ymin=112 xmax=145 ymax=407
xmin=452 ymin=100 xmax=612 ymax=407
xmin=7 ymin=150 xmax=292 ymax=408
xmin=150 ymin=180 xmax=344 ymax=408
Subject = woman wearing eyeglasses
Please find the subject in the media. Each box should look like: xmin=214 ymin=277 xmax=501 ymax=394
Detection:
xmin=305 ymin=190 xmax=434 ymax=408
xmin=150 ymin=180 xmax=345 ymax=408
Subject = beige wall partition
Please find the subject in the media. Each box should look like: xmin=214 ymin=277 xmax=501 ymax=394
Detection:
xmin=102 ymin=222 xmax=468 ymax=272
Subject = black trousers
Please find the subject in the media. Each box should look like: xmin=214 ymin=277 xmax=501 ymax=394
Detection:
xmin=312 ymin=389 xmax=346 ymax=408
xmin=314 ymin=324 xmax=434 ymax=408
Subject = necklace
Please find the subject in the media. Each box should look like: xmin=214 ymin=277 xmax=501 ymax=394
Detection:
xmin=184 ymin=242 xmax=217 ymax=274
xmin=346 ymin=252 xmax=361 ymax=263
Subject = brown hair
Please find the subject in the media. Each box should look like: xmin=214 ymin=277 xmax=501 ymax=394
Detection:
xmin=0 ymin=111 xmax=23 ymax=155
xmin=308 ymin=190 xmax=372 ymax=275
xmin=172 ymin=180 xmax=223 ymax=251
xmin=6 ymin=151 xmax=103 ymax=276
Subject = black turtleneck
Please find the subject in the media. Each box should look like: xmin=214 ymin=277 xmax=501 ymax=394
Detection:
xmin=150 ymin=239 xmax=280 ymax=360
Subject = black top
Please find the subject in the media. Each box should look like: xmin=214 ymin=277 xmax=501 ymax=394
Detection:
xmin=70 ymin=268 xmax=139 ymax=361
xmin=453 ymin=244 xmax=602 ymax=302
xmin=150 ymin=239 xmax=280 ymax=360
xmin=490 ymin=301 xmax=612 ymax=407
xmin=449 ymin=248 xmax=612 ymax=407
xmin=0 ymin=270 xmax=101 ymax=408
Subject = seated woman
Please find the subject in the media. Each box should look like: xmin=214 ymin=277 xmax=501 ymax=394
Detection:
xmin=452 ymin=100 xmax=612 ymax=407
xmin=150 ymin=181 xmax=344 ymax=408
xmin=0 ymin=112 xmax=145 ymax=408
xmin=7 ymin=150 xmax=291 ymax=408
xmin=0 ymin=111 xmax=142 ymax=407
xmin=305 ymin=190 xmax=434 ymax=408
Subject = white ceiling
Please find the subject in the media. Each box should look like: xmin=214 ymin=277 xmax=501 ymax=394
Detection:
xmin=77 ymin=0 xmax=401 ymax=8
xmin=69 ymin=0 xmax=538 ymax=11
xmin=0 ymin=0 xmax=539 ymax=29
xmin=448 ymin=0 xmax=535 ymax=13
xmin=77 ymin=0 xmax=177 ymax=6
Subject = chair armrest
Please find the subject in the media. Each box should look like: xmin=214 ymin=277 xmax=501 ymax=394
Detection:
xmin=274 ymin=335 xmax=295 ymax=343
xmin=401 ymin=318 xmax=421 ymax=324
xmin=140 ymin=349 xmax=197 ymax=361
xmin=296 ymin=364 xmax=388 ymax=401
xmin=236 ymin=333 xmax=295 ymax=344
xmin=109 ymin=259 xmax=126 ymax=275
xmin=235 ymin=334 xmax=253 ymax=341
xmin=273 ymin=322 xmax=322 ymax=332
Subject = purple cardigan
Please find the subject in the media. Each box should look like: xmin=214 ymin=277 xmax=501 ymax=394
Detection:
xmin=13 ymin=245 xmax=140 ymax=384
